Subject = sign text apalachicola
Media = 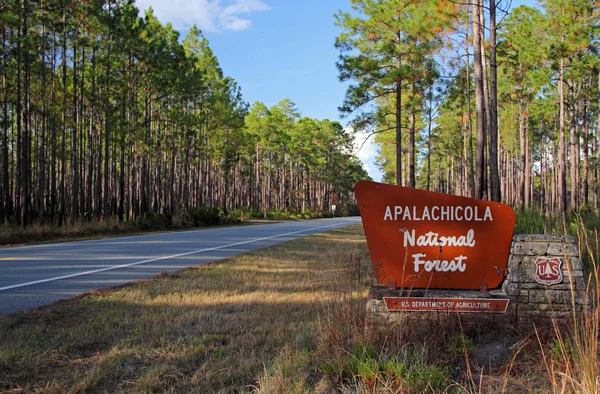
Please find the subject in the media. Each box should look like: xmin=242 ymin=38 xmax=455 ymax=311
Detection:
xmin=355 ymin=181 xmax=517 ymax=290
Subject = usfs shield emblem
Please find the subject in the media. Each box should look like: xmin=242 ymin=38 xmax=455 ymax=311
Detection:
xmin=535 ymin=257 xmax=563 ymax=285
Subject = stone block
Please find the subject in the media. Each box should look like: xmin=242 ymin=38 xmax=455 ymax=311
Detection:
xmin=513 ymin=234 xmax=567 ymax=242
xmin=563 ymin=270 xmax=583 ymax=278
xmin=507 ymin=266 xmax=539 ymax=283
xmin=565 ymin=257 xmax=583 ymax=271
xmin=521 ymin=310 xmax=574 ymax=319
xmin=507 ymin=267 xmax=532 ymax=283
xmin=512 ymin=242 xmax=550 ymax=256
xmin=563 ymin=257 xmax=583 ymax=271
xmin=515 ymin=273 xmax=586 ymax=290
xmin=522 ymin=255 xmax=541 ymax=266
xmin=507 ymin=255 xmax=523 ymax=268
xmin=511 ymin=242 xmax=525 ymax=255
xmin=519 ymin=282 xmax=549 ymax=290
xmin=561 ymin=279 xmax=584 ymax=290
xmin=517 ymin=303 xmax=573 ymax=312
xmin=547 ymin=243 xmax=579 ymax=257
xmin=513 ymin=292 xmax=529 ymax=304
xmin=488 ymin=289 xmax=508 ymax=297
xmin=573 ymin=276 xmax=587 ymax=291
xmin=508 ymin=294 xmax=529 ymax=304
xmin=502 ymin=281 xmax=520 ymax=296
xmin=520 ymin=282 xmax=575 ymax=291
xmin=366 ymin=299 xmax=387 ymax=313
xmin=528 ymin=289 xmax=584 ymax=305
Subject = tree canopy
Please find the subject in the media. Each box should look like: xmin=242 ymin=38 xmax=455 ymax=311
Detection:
xmin=0 ymin=0 xmax=370 ymax=227
xmin=338 ymin=0 xmax=600 ymax=212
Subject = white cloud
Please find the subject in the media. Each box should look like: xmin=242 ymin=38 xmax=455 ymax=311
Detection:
xmin=135 ymin=0 xmax=270 ymax=32
xmin=348 ymin=126 xmax=383 ymax=182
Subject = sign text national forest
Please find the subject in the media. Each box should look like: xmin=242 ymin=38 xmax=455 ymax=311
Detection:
xmin=355 ymin=181 xmax=516 ymax=290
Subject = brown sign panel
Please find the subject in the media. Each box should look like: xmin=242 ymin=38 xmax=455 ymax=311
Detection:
xmin=384 ymin=297 xmax=510 ymax=313
xmin=535 ymin=257 xmax=563 ymax=285
xmin=355 ymin=180 xmax=516 ymax=290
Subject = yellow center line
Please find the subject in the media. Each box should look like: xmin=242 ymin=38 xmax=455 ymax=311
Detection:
xmin=0 ymin=257 xmax=22 ymax=261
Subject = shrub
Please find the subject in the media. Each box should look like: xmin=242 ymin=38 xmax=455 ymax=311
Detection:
xmin=135 ymin=212 xmax=171 ymax=231
xmin=185 ymin=206 xmax=222 ymax=226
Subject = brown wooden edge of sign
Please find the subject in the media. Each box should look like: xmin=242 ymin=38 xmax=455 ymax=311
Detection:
xmin=383 ymin=297 xmax=510 ymax=313
xmin=354 ymin=180 xmax=517 ymax=290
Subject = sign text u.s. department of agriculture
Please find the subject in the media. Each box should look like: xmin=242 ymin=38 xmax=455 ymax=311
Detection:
xmin=384 ymin=297 xmax=510 ymax=313
xmin=355 ymin=181 xmax=516 ymax=290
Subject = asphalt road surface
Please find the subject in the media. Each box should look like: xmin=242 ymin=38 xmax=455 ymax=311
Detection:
xmin=0 ymin=217 xmax=361 ymax=315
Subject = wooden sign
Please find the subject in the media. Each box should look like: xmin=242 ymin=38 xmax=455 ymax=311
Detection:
xmin=384 ymin=297 xmax=510 ymax=313
xmin=355 ymin=181 xmax=516 ymax=290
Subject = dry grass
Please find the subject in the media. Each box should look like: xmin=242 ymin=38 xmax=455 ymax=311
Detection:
xmin=533 ymin=223 xmax=600 ymax=394
xmin=0 ymin=226 xmax=367 ymax=393
xmin=472 ymin=219 xmax=600 ymax=394
xmin=0 ymin=218 xmax=138 ymax=246
xmin=1 ymin=223 xmax=598 ymax=393
xmin=0 ymin=213 xmax=244 ymax=247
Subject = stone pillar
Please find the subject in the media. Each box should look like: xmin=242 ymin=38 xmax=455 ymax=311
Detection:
xmin=502 ymin=234 xmax=587 ymax=317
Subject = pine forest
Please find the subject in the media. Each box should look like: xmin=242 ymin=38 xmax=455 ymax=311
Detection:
xmin=2 ymin=0 xmax=600 ymax=230
xmin=0 ymin=0 xmax=368 ymax=228
xmin=337 ymin=0 xmax=600 ymax=214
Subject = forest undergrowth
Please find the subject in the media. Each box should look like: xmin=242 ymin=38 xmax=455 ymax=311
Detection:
xmin=0 ymin=207 xmax=347 ymax=246
xmin=258 ymin=211 xmax=600 ymax=393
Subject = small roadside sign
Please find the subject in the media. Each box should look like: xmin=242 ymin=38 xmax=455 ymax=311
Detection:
xmin=384 ymin=297 xmax=510 ymax=313
xmin=535 ymin=257 xmax=563 ymax=285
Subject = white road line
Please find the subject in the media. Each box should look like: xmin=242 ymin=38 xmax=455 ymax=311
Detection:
xmin=0 ymin=222 xmax=346 ymax=292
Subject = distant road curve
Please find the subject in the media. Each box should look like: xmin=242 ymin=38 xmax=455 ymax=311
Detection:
xmin=0 ymin=217 xmax=360 ymax=315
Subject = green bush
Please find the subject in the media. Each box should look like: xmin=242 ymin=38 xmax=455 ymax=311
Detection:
xmin=185 ymin=207 xmax=222 ymax=226
xmin=514 ymin=208 xmax=600 ymax=275
xmin=514 ymin=207 xmax=600 ymax=236
xmin=446 ymin=333 xmax=475 ymax=362
xmin=0 ymin=202 xmax=357 ymax=246
xmin=322 ymin=344 xmax=450 ymax=392
xmin=135 ymin=212 xmax=171 ymax=231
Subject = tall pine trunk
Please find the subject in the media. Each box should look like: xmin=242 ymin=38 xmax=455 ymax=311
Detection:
xmin=582 ymin=93 xmax=589 ymax=208
xmin=569 ymin=87 xmax=578 ymax=211
xmin=557 ymin=54 xmax=567 ymax=213
xmin=71 ymin=32 xmax=78 ymax=224
xmin=472 ymin=0 xmax=485 ymax=200
xmin=395 ymin=51 xmax=402 ymax=186
xmin=488 ymin=0 xmax=500 ymax=202
xmin=2 ymin=25 xmax=10 ymax=222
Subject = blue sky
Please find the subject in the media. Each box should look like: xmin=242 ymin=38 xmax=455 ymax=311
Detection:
xmin=135 ymin=0 xmax=536 ymax=182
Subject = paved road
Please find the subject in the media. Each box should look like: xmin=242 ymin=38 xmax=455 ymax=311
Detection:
xmin=0 ymin=217 xmax=360 ymax=315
